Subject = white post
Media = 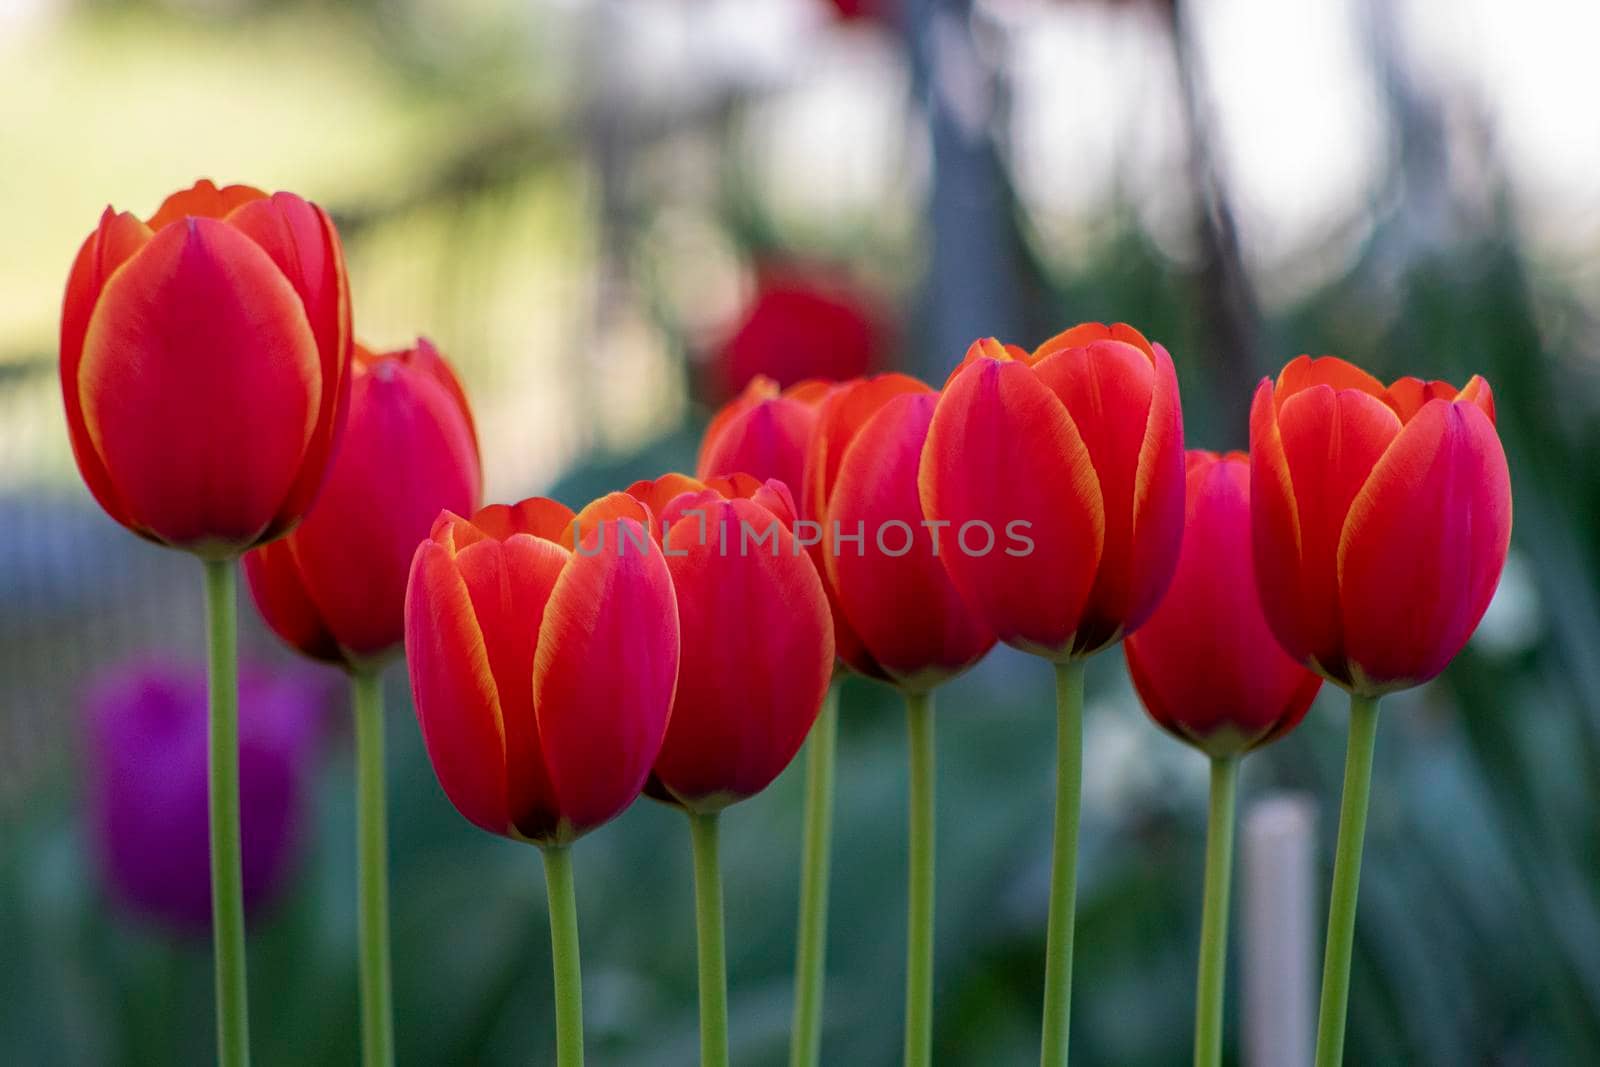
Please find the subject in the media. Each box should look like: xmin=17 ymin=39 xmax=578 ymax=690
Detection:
xmin=1243 ymin=792 xmax=1317 ymax=1067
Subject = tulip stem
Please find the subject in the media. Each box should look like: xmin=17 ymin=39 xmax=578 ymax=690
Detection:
xmin=1040 ymin=659 xmax=1084 ymax=1067
xmin=1313 ymin=693 xmax=1381 ymax=1067
xmin=689 ymin=810 xmax=730 ymax=1067
xmin=1194 ymin=755 xmax=1239 ymax=1067
xmin=904 ymin=689 xmax=936 ymax=1067
xmin=790 ymin=679 xmax=841 ymax=1067
xmin=203 ymin=558 xmax=249 ymax=1067
xmin=541 ymin=845 xmax=585 ymax=1067
xmin=352 ymin=669 xmax=394 ymax=1067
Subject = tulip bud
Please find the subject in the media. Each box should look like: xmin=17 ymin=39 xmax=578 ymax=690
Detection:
xmin=243 ymin=339 xmax=481 ymax=668
xmin=616 ymin=474 xmax=834 ymax=811
xmin=404 ymin=495 xmax=680 ymax=845
xmin=805 ymin=374 xmax=995 ymax=690
xmin=1124 ymin=452 xmax=1322 ymax=756
xmin=920 ymin=323 xmax=1186 ymax=659
xmin=82 ymin=659 xmax=328 ymax=935
xmin=60 ymin=180 xmax=353 ymax=555
xmin=1249 ymin=356 xmax=1512 ymax=695
xmin=697 ymin=376 xmax=830 ymax=504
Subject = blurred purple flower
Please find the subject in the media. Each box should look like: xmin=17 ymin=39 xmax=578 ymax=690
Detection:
xmin=82 ymin=658 xmax=331 ymax=936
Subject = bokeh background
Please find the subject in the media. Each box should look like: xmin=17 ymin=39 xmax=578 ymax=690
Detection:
xmin=3 ymin=0 xmax=1598 ymax=1063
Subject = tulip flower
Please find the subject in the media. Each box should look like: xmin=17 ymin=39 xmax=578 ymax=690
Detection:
xmin=696 ymin=380 xmax=840 ymax=1067
xmin=404 ymin=495 xmax=680 ymax=1067
xmin=802 ymin=372 xmax=995 ymax=1066
xmin=1123 ymin=451 xmax=1322 ymax=1067
xmin=62 ymin=179 xmax=351 ymax=556
xmin=83 ymin=659 xmax=329 ymax=936
xmin=619 ymin=473 xmax=833 ymax=1067
xmin=920 ymin=322 xmax=1185 ymax=1067
xmin=714 ymin=268 xmax=886 ymax=399
xmin=243 ymin=337 xmax=480 ymax=1067
xmin=60 ymin=178 xmax=353 ymax=1067
xmin=1248 ymin=356 xmax=1511 ymax=1067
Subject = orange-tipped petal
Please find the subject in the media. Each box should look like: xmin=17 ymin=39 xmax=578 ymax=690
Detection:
xmin=920 ymin=356 xmax=1104 ymax=657
xmin=652 ymin=498 xmax=834 ymax=809
xmin=1032 ymin=337 xmax=1176 ymax=651
xmin=802 ymin=373 xmax=930 ymax=523
xmin=827 ymin=392 xmax=995 ymax=689
xmin=470 ymin=497 xmax=575 ymax=545
xmin=1455 ymin=375 xmax=1497 ymax=424
xmin=146 ymin=179 xmax=266 ymax=230
xmin=227 ymin=194 xmax=353 ymax=542
xmin=1385 ymin=376 xmax=1457 ymax=422
xmin=60 ymin=208 xmax=154 ymax=533
xmin=1273 ymin=355 xmax=1390 ymax=411
xmin=78 ymin=217 xmax=322 ymax=550
xmin=532 ymin=517 xmax=679 ymax=837
xmin=1336 ymin=399 xmax=1512 ymax=692
xmin=404 ymin=538 xmax=511 ymax=836
xmin=453 ymin=533 xmax=570 ymax=841
xmin=1268 ymin=380 xmax=1402 ymax=679
xmin=1032 ymin=321 xmax=1154 ymax=363
xmin=1248 ymin=379 xmax=1309 ymax=664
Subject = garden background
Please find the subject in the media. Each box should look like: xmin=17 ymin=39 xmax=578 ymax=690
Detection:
xmin=2 ymin=0 xmax=1597 ymax=1063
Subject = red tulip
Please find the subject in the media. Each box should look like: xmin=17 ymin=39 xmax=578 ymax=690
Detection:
xmin=244 ymin=339 xmax=481 ymax=667
xmin=919 ymin=323 xmax=1186 ymax=660
xmin=697 ymin=376 xmax=830 ymax=500
xmin=1124 ymin=452 xmax=1322 ymax=756
xmin=61 ymin=179 xmax=352 ymax=555
xmin=715 ymin=268 xmax=887 ymax=400
xmin=1249 ymin=356 xmax=1512 ymax=695
xmin=404 ymin=495 xmax=680 ymax=844
xmin=804 ymin=374 xmax=995 ymax=690
xmin=613 ymin=474 xmax=835 ymax=811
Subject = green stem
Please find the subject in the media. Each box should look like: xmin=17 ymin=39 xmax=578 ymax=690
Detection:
xmin=203 ymin=558 xmax=249 ymax=1067
xmin=790 ymin=680 xmax=841 ymax=1067
xmin=1313 ymin=693 xmax=1381 ymax=1067
xmin=1194 ymin=755 xmax=1239 ymax=1067
xmin=1040 ymin=660 xmax=1084 ymax=1067
xmin=541 ymin=846 xmax=585 ymax=1067
xmin=353 ymin=670 xmax=394 ymax=1067
xmin=904 ymin=689 xmax=935 ymax=1067
xmin=690 ymin=811 xmax=729 ymax=1067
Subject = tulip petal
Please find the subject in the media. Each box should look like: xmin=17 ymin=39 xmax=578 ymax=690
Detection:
xmin=1274 ymin=355 xmax=1389 ymax=410
xmin=802 ymin=374 xmax=929 ymax=523
xmin=454 ymin=534 xmax=570 ymax=841
xmin=654 ymin=498 xmax=833 ymax=808
xmin=533 ymin=518 xmax=679 ymax=837
xmin=60 ymin=208 xmax=154 ymax=533
xmin=1122 ymin=341 xmax=1186 ymax=638
xmin=468 ymin=498 xmax=575 ymax=545
xmin=242 ymin=539 xmax=341 ymax=664
xmin=828 ymin=392 xmax=994 ymax=688
xmin=1032 ymin=321 xmax=1154 ymax=363
xmin=146 ymin=180 xmax=266 ymax=229
xmin=405 ymin=540 xmax=510 ymax=836
xmin=697 ymin=386 xmax=817 ymax=498
xmin=1031 ymin=338 xmax=1160 ymax=650
xmin=286 ymin=357 xmax=482 ymax=658
xmin=1268 ymin=381 xmax=1402 ymax=679
xmin=1123 ymin=456 xmax=1320 ymax=755
xmin=921 ymin=357 xmax=1104 ymax=657
xmin=79 ymin=218 xmax=322 ymax=549
xmin=226 ymin=194 xmax=353 ymax=541
xmin=1337 ymin=399 xmax=1512 ymax=692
